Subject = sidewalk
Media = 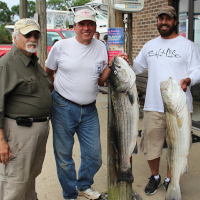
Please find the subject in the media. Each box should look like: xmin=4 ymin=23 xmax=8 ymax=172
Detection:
xmin=36 ymin=92 xmax=200 ymax=200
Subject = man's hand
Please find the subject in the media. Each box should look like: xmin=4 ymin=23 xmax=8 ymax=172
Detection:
xmin=180 ymin=78 xmax=191 ymax=92
xmin=0 ymin=139 xmax=12 ymax=165
xmin=108 ymin=53 xmax=129 ymax=66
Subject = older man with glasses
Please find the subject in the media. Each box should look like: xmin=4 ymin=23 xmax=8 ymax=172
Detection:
xmin=0 ymin=18 xmax=52 ymax=200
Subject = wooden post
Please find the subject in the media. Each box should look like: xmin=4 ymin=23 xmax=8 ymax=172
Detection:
xmin=35 ymin=0 xmax=47 ymax=69
xmin=127 ymin=13 xmax=133 ymax=65
xmin=19 ymin=0 xmax=27 ymax=19
xmin=107 ymin=2 xmax=133 ymax=200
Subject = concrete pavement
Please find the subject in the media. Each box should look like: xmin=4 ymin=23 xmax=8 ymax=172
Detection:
xmin=36 ymin=92 xmax=200 ymax=200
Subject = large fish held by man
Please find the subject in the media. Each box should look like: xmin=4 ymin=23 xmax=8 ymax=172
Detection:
xmin=160 ymin=77 xmax=191 ymax=200
xmin=109 ymin=56 xmax=139 ymax=183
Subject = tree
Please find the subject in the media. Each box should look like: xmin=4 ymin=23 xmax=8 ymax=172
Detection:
xmin=0 ymin=1 xmax=12 ymax=23
xmin=47 ymin=0 xmax=71 ymax=10
xmin=71 ymin=0 xmax=91 ymax=7
xmin=11 ymin=5 xmax=19 ymax=20
xmin=0 ymin=24 xmax=12 ymax=44
xmin=47 ymin=0 xmax=92 ymax=10
xmin=11 ymin=1 xmax=36 ymax=19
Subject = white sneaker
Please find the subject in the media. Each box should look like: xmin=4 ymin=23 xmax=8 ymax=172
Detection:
xmin=78 ymin=187 xmax=101 ymax=199
xmin=66 ymin=199 xmax=77 ymax=200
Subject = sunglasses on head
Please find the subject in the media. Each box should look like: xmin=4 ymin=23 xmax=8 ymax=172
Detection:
xmin=23 ymin=32 xmax=41 ymax=39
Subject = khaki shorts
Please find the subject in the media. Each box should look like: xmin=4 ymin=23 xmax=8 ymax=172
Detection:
xmin=140 ymin=111 xmax=166 ymax=160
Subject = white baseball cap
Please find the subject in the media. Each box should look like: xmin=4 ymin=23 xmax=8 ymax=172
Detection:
xmin=74 ymin=9 xmax=96 ymax=23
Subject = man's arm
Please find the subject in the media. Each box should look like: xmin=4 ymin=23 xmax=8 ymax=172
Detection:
xmin=98 ymin=53 xmax=128 ymax=86
xmin=98 ymin=65 xmax=111 ymax=86
xmin=180 ymin=78 xmax=191 ymax=92
xmin=45 ymin=67 xmax=55 ymax=92
xmin=0 ymin=128 xmax=12 ymax=165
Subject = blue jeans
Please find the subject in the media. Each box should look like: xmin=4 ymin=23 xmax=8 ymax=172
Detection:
xmin=51 ymin=90 xmax=102 ymax=199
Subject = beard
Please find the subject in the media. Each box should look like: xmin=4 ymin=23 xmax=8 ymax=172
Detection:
xmin=157 ymin=23 xmax=177 ymax=37
xmin=25 ymin=42 xmax=38 ymax=53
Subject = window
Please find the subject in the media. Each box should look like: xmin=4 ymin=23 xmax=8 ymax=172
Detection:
xmin=178 ymin=0 xmax=189 ymax=38
xmin=47 ymin=31 xmax=62 ymax=46
xmin=177 ymin=0 xmax=200 ymax=121
xmin=60 ymin=30 xmax=76 ymax=39
xmin=194 ymin=0 xmax=200 ymax=49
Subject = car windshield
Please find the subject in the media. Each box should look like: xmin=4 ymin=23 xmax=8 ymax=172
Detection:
xmin=60 ymin=30 xmax=76 ymax=39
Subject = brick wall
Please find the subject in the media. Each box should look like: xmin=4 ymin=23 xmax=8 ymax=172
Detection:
xmin=132 ymin=0 xmax=171 ymax=59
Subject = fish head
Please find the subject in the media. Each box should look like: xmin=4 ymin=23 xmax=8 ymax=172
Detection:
xmin=110 ymin=56 xmax=135 ymax=92
xmin=160 ymin=77 xmax=186 ymax=114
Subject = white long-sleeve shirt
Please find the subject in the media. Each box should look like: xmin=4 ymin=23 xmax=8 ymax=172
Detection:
xmin=133 ymin=36 xmax=200 ymax=113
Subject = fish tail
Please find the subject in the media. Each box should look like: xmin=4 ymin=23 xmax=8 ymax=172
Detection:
xmin=165 ymin=185 xmax=181 ymax=200
xmin=118 ymin=168 xmax=134 ymax=183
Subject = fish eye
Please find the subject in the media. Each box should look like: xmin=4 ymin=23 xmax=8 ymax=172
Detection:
xmin=114 ymin=70 xmax=117 ymax=74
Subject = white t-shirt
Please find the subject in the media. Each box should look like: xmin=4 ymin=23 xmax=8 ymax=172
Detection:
xmin=133 ymin=36 xmax=200 ymax=113
xmin=45 ymin=37 xmax=108 ymax=105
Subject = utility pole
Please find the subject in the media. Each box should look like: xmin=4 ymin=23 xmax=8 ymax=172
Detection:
xmin=107 ymin=1 xmax=133 ymax=200
xmin=36 ymin=0 xmax=47 ymax=68
xmin=19 ymin=0 xmax=27 ymax=19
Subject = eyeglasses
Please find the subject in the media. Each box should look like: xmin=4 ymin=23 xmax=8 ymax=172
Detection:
xmin=23 ymin=32 xmax=41 ymax=39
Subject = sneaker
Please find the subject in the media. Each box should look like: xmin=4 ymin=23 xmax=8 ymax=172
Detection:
xmin=163 ymin=180 xmax=170 ymax=191
xmin=78 ymin=187 xmax=101 ymax=199
xmin=144 ymin=175 xmax=161 ymax=195
xmin=66 ymin=199 xmax=77 ymax=200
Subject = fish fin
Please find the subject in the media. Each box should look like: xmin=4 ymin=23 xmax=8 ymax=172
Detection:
xmin=166 ymin=151 xmax=171 ymax=170
xmin=181 ymin=159 xmax=188 ymax=174
xmin=110 ymin=127 xmax=119 ymax=153
xmin=165 ymin=184 xmax=181 ymax=200
xmin=111 ymin=140 xmax=118 ymax=153
xmin=132 ymin=142 xmax=138 ymax=154
xmin=127 ymin=90 xmax=134 ymax=105
xmin=118 ymin=168 xmax=134 ymax=183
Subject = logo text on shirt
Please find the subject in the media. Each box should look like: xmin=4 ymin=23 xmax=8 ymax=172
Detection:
xmin=147 ymin=48 xmax=181 ymax=58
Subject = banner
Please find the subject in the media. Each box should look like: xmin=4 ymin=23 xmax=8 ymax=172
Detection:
xmin=108 ymin=28 xmax=124 ymax=61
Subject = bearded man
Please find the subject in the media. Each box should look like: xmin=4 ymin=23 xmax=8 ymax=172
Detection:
xmin=131 ymin=6 xmax=200 ymax=195
xmin=0 ymin=18 xmax=52 ymax=200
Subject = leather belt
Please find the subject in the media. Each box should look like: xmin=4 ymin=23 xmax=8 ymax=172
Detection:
xmin=5 ymin=115 xmax=48 ymax=122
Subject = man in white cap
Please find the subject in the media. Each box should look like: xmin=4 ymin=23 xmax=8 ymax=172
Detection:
xmin=45 ymin=8 xmax=123 ymax=200
xmin=0 ymin=18 xmax=52 ymax=200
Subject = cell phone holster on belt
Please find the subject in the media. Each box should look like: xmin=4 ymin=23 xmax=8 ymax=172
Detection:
xmin=16 ymin=117 xmax=32 ymax=127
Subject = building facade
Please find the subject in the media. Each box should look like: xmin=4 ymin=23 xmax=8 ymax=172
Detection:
xmin=132 ymin=0 xmax=200 ymax=124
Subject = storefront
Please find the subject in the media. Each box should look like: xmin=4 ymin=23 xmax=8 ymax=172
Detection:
xmin=173 ymin=0 xmax=200 ymax=123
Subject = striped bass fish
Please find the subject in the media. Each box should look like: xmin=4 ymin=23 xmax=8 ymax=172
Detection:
xmin=110 ymin=56 xmax=139 ymax=183
xmin=160 ymin=77 xmax=191 ymax=200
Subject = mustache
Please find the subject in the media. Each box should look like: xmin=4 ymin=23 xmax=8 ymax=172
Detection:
xmin=26 ymin=42 xmax=38 ymax=48
xmin=160 ymin=24 xmax=170 ymax=27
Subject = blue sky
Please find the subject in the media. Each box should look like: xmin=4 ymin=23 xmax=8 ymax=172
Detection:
xmin=2 ymin=0 xmax=20 ymax=9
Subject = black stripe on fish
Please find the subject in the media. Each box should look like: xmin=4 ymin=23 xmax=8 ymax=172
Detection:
xmin=127 ymin=90 xmax=134 ymax=105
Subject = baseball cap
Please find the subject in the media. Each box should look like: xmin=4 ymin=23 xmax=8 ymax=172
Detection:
xmin=157 ymin=6 xmax=177 ymax=18
xmin=14 ymin=18 xmax=40 ymax=35
xmin=74 ymin=9 xmax=96 ymax=23
xmin=103 ymin=34 xmax=108 ymax=40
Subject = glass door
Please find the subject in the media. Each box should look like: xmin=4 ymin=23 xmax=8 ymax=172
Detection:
xmin=178 ymin=0 xmax=189 ymax=38
xmin=192 ymin=0 xmax=200 ymax=121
